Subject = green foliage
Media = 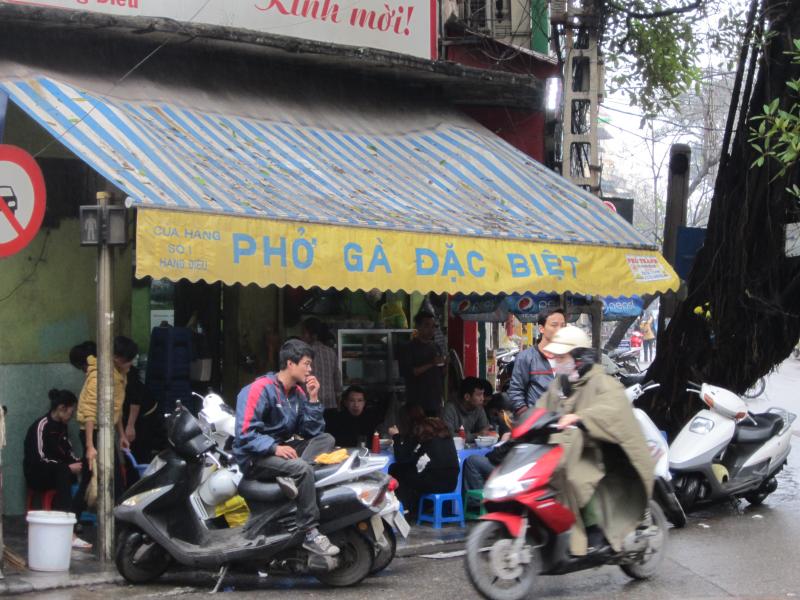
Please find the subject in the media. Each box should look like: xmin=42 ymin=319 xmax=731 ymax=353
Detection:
xmin=748 ymin=39 xmax=800 ymax=194
xmin=603 ymin=1 xmax=746 ymax=117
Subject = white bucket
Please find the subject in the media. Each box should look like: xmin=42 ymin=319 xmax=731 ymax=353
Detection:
xmin=26 ymin=510 xmax=77 ymax=571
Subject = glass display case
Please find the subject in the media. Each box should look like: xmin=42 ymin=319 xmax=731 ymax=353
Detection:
xmin=337 ymin=329 xmax=413 ymax=394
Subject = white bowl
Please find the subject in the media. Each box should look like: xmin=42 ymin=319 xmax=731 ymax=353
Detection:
xmin=475 ymin=436 xmax=497 ymax=448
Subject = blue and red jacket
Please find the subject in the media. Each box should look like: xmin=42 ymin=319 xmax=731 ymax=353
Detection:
xmin=233 ymin=373 xmax=325 ymax=469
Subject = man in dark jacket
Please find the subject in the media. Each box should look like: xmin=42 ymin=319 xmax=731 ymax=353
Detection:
xmin=324 ymin=385 xmax=383 ymax=448
xmin=24 ymin=389 xmax=91 ymax=549
xmin=401 ymin=310 xmax=445 ymax=416
xmin=508 ymin=307 xmax=566 ymax=415
xmin=234 ymin=339 xmax=338 ymax=556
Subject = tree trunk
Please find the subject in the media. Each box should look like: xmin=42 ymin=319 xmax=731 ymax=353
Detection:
xmin=645 ymin=0 xmax=800 ymax=431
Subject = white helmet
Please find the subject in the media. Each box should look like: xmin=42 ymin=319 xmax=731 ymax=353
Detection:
xmin=543 ymin=325 xmax=591 ymax=355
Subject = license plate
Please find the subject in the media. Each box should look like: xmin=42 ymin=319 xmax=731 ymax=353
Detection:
xmin=391 ymin=510 xmax=411 ymax=538
xmin=370 ymin=514 xmax=386 ymax=539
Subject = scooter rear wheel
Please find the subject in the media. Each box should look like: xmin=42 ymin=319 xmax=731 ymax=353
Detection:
xmin=620 ymin=501 xmax=669 ymax=580
xmin=115 ymin=526 xmax=171 ymax=584
xmin=314 ymin=527 xmax=374 ymax=587
xmin=464 ymin=520 xmax=539 ymax=600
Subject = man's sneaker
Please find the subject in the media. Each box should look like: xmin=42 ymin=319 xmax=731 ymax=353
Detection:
xmin=276 ymin=476 xmax=298 ymax=499
xmin=302 ymin=531 xmax=340 ymax=556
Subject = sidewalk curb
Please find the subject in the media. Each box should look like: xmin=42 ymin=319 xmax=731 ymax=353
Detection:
xmin=0 ymin=532 xmax=466 ymax=594
xmin=396 ymin=533 xmax=467 ymax=557
xmin=0 ymin=569 xmax=123 ymax=596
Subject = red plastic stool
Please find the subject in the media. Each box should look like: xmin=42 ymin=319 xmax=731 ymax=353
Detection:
xmin=26 ymin=488 xmax=57 ymax=511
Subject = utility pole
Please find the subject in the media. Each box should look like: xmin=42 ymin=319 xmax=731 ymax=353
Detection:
xmin=95 ymin=190 xmax=115 ymax=563
xmin=659 ymin=144 xmax=692 ymax=334
xmin=80 ymin=190 xmax=127 ymax=561
xmin=552 ymin=0 xmax=603 ymax=193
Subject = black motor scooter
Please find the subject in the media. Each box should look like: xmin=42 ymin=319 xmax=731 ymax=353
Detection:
xmin=114 ymin=404 xmax=404 ymax=590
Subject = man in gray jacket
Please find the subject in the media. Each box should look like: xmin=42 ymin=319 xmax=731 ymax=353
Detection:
xmin=508 ymin=307 xmax=566 ymax=415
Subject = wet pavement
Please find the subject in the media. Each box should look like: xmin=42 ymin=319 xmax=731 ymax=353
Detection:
xmin=9 ymin=359 xmax=800 ymax=598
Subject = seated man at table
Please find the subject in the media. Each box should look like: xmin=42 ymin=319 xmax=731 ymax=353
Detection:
xmin=442 ymin=377 xmax=494 ymax=443
xmin=324 ymin=385 xmax=383 ymax=448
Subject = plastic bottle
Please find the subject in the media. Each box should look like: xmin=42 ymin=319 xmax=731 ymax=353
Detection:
xmin=371 ymin=431 xmax=381 ymax=454
xmin=458 ymin=425 xmax=466 ymax=440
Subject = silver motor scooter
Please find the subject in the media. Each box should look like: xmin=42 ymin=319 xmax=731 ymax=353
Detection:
xmin=669 ymin=382 xmax=795 ymax=510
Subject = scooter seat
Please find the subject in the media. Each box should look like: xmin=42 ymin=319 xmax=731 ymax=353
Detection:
xmin=237 ymin=479 xmax=287 ymax=503
xmin=618 ymin=372 xmax=646 ymax=387
xmin=313 ymin=463 xmax=342 ymax=481
xmin=733 ymin=412 xmax=784 ymax=444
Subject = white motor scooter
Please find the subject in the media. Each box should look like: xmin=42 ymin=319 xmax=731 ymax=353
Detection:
xmin=625 ymin=381 xmax=687 ymax=527
xmin=669 ymin=382 xmax=795 ymax=510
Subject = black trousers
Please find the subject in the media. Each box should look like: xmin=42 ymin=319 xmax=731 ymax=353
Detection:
xmin=643 ymin=338 xmax=656 ymax=362
xmin=25 ymin=463 xmax=80 ymax=514
xmin=388 ymin=463 xmax=458 ymax=510
xmin=246 ymin=433 xmax=335 ymax=532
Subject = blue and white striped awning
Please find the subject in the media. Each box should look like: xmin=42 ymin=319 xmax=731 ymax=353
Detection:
xmin=0 ymin=74 xmax=649 ymax=248
xmin=0 ymin=72 xmax=680 ymax=296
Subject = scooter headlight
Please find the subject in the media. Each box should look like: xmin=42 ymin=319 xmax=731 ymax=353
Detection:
xmin=120 ymin=485 xmax=171 ymax=507
xmin=689 ymin=416 xmax=714 ymax=434
xmin=483 ymin=463 xmax=539 ymax=501
xmin=141 ymin=455 xmax=167 ymax=478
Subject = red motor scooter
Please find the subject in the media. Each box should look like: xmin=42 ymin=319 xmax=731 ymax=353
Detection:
xmin=464 ymin=408 xmax=668 ymax=600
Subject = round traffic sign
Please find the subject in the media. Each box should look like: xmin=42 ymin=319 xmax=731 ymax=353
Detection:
xmin=0 ymin=145 xmax=46 ymax=258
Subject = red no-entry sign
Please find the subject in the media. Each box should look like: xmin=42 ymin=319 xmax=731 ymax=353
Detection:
xmin=0 ymin=145 xmax=46 ymax=258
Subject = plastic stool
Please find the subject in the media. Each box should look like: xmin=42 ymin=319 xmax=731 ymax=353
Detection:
xmin=417 ymin=459 xmax=466 ymax=529
xmin=123 ymin=449 xmax=149 ymax=477
xmin=26 ymin=488 xmax=57 ymax=511
xmin=464 ymin=488 xmax=487 ymax=520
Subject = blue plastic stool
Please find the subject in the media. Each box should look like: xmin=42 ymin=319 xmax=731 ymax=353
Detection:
xmin=123 ymin=449 xmax=149 ymax=477
xmin=416 ymin=457 xmax=466 ymax=528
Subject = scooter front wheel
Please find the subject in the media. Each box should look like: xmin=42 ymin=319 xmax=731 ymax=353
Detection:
xmin=115 ymin=526 xmax=171 ymax=584
xmin=620 ymin=501 xmax=669 ymax=580
xmin=464 ymin=520 xmax=539 ymax=600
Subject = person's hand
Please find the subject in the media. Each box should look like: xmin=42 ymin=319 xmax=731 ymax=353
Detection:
xmin=388 ymin=425 xmax=399 ymax=436
xmin=557 ymin=413 xmax=581 ymax=430
xmin=514 ymin=407 xmax=527 ymax=416
xmin=125 ymin=424 xmax=136 ymax=443
xmin=85 ymin=447 xmax=97 ymax=465
xmin=275 ymin=445 xmax=299 ymax=460
xmin=500 ymin=432 xmax=511 ymax=442
xmin=305 ymin=375 xmax=320 ymax=402
xmin=69 ymin=462 xmax=82 ymax=475
xmin=119 ymin=435 xmax=131 ymax=451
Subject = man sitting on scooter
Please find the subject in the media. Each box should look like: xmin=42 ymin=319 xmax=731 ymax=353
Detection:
xmin=536 ymin=326 xmax=654 ymax=557
xmin=233 ymin=339 xmax=339 ymax=557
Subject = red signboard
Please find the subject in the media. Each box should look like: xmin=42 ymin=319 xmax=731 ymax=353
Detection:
xmin=0 ymin=144 xmax=46 ymax=258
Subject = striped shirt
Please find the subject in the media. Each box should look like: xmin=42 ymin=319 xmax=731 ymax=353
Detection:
xmin=312 ymin=341 xmax=343 ymax=409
